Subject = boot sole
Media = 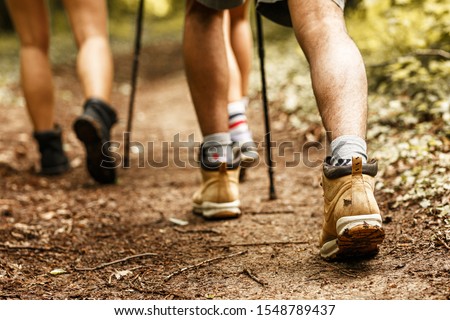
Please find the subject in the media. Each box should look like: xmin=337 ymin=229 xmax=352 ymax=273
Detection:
xmin=193 ymin=200 xmax=241 ymax=220
xmin=320 ymin=214 xmax=385 ymax=260
xmin=73 ymin=116 xmax=116 ymax=184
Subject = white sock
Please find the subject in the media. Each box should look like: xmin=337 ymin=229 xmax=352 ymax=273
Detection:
xmin=228 ymin=98 xmax=253 ymax=143
xmin=203 ymin=132 xmax=231 ymax=145
xmin=330 ymin=135 xmax=368 ymax=166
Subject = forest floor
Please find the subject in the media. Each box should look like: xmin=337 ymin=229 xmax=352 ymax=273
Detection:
xmin=0 ymin=40 xmax=449 ymax=300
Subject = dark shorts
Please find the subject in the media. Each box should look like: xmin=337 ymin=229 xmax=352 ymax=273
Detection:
xmin=196 ymin=0 xmax=245 ymax=10
xmin=256 ymin=0 xmax=346 ymax=27
xmin=195 ymin=0 xmax=346 ymax=27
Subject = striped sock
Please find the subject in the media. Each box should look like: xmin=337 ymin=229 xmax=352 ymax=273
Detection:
xmin=228 ymin=98 xmax=253 ymax=143
xmin=330 ymin=135 xmax=368 ymax=166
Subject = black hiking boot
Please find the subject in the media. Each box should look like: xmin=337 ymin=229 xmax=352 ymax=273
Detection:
xmin=73 ymin=98 xmax=117 ymax=184
xmin=33 ymin=125 xmax=70 ymax=175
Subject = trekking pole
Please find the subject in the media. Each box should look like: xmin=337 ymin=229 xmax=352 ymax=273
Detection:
xmin=124 ymin=0 xmax=145 ymax=168
xmin=255 ymin=3 xmax=277 ymax=200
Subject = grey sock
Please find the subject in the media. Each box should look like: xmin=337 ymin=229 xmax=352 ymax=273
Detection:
xmin=203 ymin=132 xmax=231 ymax=145
xmin=202 ymin=133 xmax=232 ymax=166
xmin=330 ymin=135 xmax=367 ymax=166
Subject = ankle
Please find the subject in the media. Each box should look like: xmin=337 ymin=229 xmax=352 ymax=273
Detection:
xmin=201 ymin=133 xmax=240 ymax=170
xmin=330 ymin=135 xmax=367 ymax=166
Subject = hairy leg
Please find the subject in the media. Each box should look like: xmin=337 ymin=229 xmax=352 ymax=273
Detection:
xmin=288 ymin=0 xmax=368 ymax=140
xmin=6 ymin=0 xmax=54 ymax=131
xmin=63 ymin=0 xmax=113 ymax=103
xmin=184 ymin=0 xmax=229 ymax=136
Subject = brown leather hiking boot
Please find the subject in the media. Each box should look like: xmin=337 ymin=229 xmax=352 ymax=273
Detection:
xmin=193 ymin=163 xmax=241 ymax=219
xmin=320 ymin=156 xmax=385 ymax=260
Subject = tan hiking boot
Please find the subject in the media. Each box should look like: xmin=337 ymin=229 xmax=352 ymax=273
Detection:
xmin=320 ymin=156 xmax=385 ymax=260
xmin=193 ymin=162 xmax=241 ymax=219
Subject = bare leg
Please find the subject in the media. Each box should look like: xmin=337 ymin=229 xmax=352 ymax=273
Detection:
xmin=226 ymin=1 xmax=256 ymax=166
xmin=288 ymin=0 xmax=367 ymax=140
xmin=223 ymin=11 xmax=242 ymax=102
xmin=229 ymin=1 xmax=252 ymax=97
xmin=183 ymin=0 xmax=229 ymax=136
xmin=6 ymin=0 xmax=54 ymax=132
xmin=63 ymin=0 xmax=113 ymax=103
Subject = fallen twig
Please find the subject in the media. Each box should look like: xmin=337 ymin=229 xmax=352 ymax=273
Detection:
xmin=0 ymin=294 xmax=21 ymax=299
xmin=246 ymin=210 xmax=295 ymax=215
xmin=241 ymin=268 xmax=268 ymax=286
xmin=108 ymin=266 xmax=145 ymax=284
xmin=173 ymin=227 xmax=221 ymax=235
xmin=434 ymin=235 xmax=450 ymax=251
xmin=211 ymin=240 xmax=308 ymax=248
xmin=75 ymin=252 xmax=157 ymax=271
xmin=326 ymin=264 xmax=358 ymax=278
xmin=164 ymin=251 xmax=247 ymax=282
xmin=0 ymin=243 xmax=70 ymax=252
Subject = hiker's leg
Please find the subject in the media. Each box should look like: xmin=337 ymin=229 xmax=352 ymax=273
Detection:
xmin=185 ymin=1 xmax=242 ymax=219
xmin=6 ymin=0 xmax=54 ymax=132
xmin=287 ymin=0 xmax=384 ymax=260
xmin=63 ymin=0 xmax=113 ymax=102
xmin=226 ymin=1 xmax=255 ymax=150
xmin=65 ymin=0 xmax=117 ymax=184
xmin=288 ymin=0 xmax=367 ymax=140
xmin=223 ymin=11 xmax=242 ymax=103
xmin=184 ymin=0 xmax=229 ymax=136
xmin=229 ymin=0 xmax=252 ymax=97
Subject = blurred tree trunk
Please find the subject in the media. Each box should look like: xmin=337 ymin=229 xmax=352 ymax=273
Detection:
xmin=0 ymin=1 xmax=14 ymax=32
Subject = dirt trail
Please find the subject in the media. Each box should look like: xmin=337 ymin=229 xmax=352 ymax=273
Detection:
xmin=0 ymin=45 xmax=449 ymax=300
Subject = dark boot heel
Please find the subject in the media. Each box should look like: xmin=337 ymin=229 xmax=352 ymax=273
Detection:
xmin=73 ymin=98 xmax=117 ymax=184
xmin=33 ymin=125 xmax=70 ymax=176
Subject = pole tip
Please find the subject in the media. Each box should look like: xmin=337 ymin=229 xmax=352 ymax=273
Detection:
xmin=269 ymin=190 xmax=277 ymax=201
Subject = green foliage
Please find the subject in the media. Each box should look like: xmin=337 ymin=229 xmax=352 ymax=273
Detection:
xmin=354 ymin=0 xmax=450 ymax=232
xmin=256 ymin=0 xmax=450 ymax=234
xmin=347 ymin=0 xmax=450 ymax=60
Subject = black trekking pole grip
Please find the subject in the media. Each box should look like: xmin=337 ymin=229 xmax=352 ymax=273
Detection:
xmin=124 ymin=0 xmax=145 ymax=168
xmin=255 ymin=3 xmax=277 ymax=200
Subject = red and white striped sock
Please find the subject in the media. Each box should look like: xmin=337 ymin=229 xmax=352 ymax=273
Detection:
xmin=228 ymin=98 xmax=253 ymax=143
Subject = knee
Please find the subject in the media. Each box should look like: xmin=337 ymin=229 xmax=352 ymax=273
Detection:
xmin=295 ymin=10 xmax=346 ymax=44
xmin=20 ymin=30 xmax=50 ymax=53
xmin=185 ymin=0 xmax=223 ymax=28
xmin=295 ymin=15 xmax=349 ymax=60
